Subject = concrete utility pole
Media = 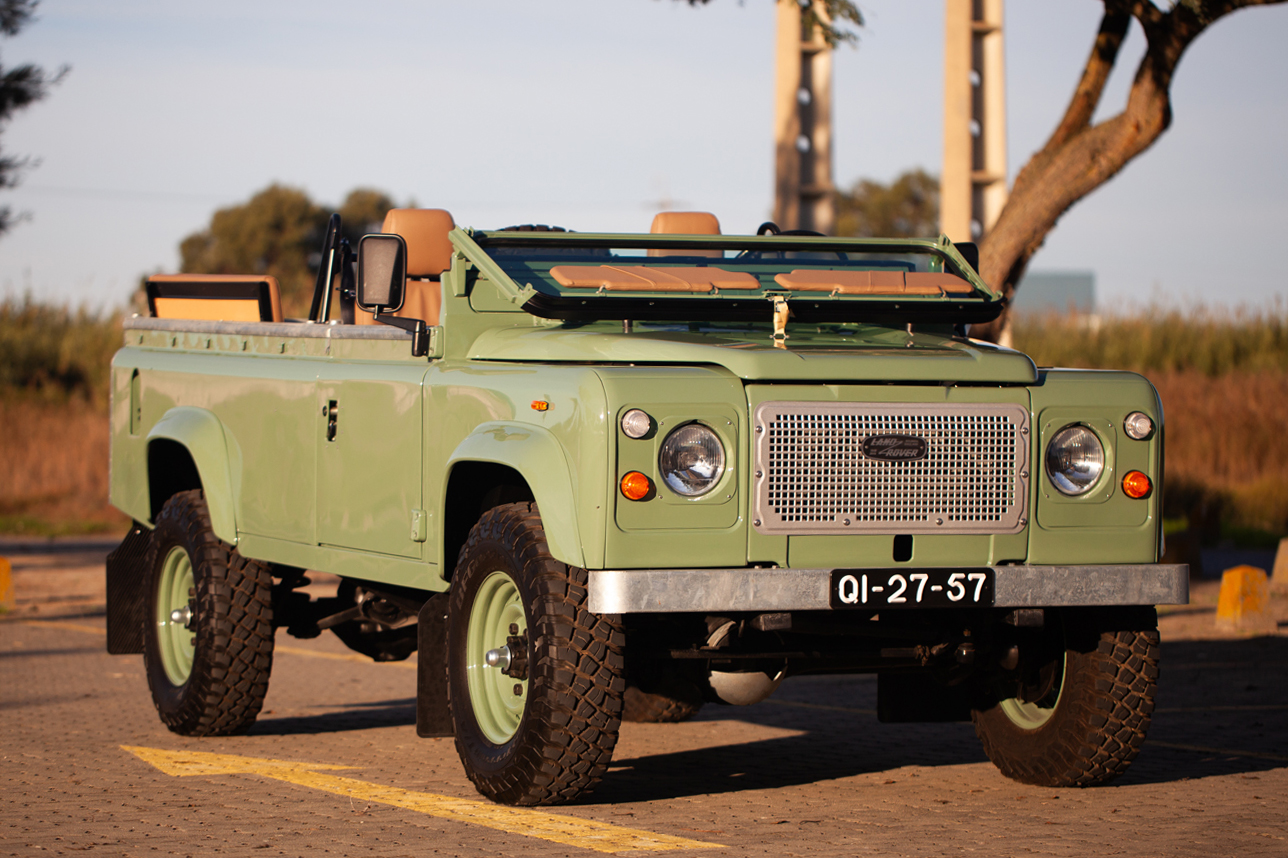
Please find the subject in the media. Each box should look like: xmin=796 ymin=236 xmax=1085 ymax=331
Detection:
xmin=941 ymin=0 xmax=1007 ymax=244
xmin=773 ymin=0 xmax=834 ymax=234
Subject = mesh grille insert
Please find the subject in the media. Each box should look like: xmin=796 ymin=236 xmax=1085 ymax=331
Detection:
xmin=753 ymin=402 xmax=1029 ymax=535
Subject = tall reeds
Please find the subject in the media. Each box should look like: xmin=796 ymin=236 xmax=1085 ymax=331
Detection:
xmin=1015 ymin=305 xmax=1288 ymax=538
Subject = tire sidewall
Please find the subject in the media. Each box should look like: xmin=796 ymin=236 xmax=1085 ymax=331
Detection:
xmin=447 ymin=537 xmax=540 ymax=781
xmin=142 ymin=492 xmax=221 ymax=731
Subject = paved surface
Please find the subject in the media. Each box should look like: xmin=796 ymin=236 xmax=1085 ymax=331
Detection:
xmin=2 ymin=541 xmax=1287 ymax=857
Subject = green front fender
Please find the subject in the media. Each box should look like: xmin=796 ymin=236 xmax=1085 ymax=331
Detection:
xmin=147 ymin=406 xmax=238 ymax=545
xmin=446 ymin=422 xmax=586 ymax=569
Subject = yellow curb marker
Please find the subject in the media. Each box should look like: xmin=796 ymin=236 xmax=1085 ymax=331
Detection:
xmin=123 ymin=746 xmax=722 ymax=854
xmin=1215 ymin=565 xmax=1272 ymax=632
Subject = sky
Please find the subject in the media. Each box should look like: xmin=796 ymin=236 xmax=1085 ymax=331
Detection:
xmin=1 ymin=0 xmax=1286 ymax=313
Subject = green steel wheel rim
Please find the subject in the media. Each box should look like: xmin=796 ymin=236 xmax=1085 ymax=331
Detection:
xmin=156 ymin=544 xmax=195 ymax=686
xmin=999 ymin=651 xmax=1067 ymax=730
xmin=465 ymin=570 xmax=528 ymax=745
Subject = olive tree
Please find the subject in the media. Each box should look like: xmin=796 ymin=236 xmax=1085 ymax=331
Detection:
xmin=972 ymin=0 xmax=1288 ymax=341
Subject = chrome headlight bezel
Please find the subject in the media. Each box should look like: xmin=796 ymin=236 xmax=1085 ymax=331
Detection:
xmin=1045 ymin=423 xmax=1106 ymax=496
xmin=1123 ymin=411 xmax=1155 ymax=441
xmin=658 ymin=422 xmax=726 ymax=497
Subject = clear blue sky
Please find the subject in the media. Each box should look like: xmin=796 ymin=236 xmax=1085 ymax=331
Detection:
xmin=2 ymin=0 xmax=1286 ymax=312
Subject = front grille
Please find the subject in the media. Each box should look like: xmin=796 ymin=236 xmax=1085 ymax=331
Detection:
xmin=753 ymin=401 xmax=1029 ymax=535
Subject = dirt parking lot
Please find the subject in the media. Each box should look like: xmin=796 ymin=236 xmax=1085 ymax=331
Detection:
xmin=2 ymin=538 xmax=1286 ymax=857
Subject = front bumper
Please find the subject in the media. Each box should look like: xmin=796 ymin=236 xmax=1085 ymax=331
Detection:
xmin=588 ymin=564 xmax=1189 ymax=614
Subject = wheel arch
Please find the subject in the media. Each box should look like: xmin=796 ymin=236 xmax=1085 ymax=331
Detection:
xmin=146 ymin=407 xmax=238 ymax=544
xmin=442 ymin=422 xmax=586 ymax=576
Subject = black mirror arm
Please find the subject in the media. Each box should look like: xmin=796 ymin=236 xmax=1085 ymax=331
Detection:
xmin=373 ymin=311 xmax=428 ymax=358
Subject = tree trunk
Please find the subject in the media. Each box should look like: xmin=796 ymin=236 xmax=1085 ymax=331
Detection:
xmin=970 ymin=0 xmax=1286 ymax=343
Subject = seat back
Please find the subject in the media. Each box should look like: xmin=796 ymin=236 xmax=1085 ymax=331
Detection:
xmin=356 ymin=208 xmax=455 ymax=326
xmin=147 ymin=274 xmax=283 ymax=323
xmin=648 ymin=211 xmax=722 ymax=258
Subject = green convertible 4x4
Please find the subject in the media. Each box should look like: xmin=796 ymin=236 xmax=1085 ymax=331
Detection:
xmin=106 ymin=208 xmax=1187 ymax=806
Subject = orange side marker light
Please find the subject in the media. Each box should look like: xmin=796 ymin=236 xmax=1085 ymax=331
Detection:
xmin=620 ymin=471 xmax=652 ymax=501
xmin=531 ymin=400 xmax=550 ymax=412
xmin=1122 ymin=471 xmax=1152 ymax=499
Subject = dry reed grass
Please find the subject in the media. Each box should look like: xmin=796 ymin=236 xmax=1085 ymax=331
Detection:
xmin=0 ymin=396 xmax=127 ymax=534
xmin=1015 ymin=307 xmax=1288 ymax=538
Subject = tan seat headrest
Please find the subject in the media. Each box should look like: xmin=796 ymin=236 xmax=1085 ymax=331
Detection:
xmin=381 ymin=208 xmax=456 ymax=278
xmin=650 ymin=211 xmax=721 ymax=235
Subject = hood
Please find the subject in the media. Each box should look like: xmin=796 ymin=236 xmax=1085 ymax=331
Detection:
xmin=468 ymin=325 xmax=1037 ymax=384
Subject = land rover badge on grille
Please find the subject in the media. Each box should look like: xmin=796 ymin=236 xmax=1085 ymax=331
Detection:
xmin=862 ymin=434 xmax=928 ymax=461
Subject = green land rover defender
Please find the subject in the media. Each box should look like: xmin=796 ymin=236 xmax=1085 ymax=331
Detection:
xmin=105 ymin=208 xmax=1187 ymax=806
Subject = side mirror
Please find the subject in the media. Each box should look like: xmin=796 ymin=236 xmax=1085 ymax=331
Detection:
xmin=955 ymin=241 xmax=980 ymax=275
xmin=357 ymin=234 xmax=407 ymax=314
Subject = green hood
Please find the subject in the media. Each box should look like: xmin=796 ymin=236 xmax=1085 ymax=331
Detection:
xmin=468 ymin=325 xmax=1037 ymax=384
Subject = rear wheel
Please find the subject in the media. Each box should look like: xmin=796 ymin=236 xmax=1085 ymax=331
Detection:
xmin=448 ymin=503 xmax=625 ymax=806
xmin=143 ymin=490 xmax=274 ymax=736
xmin=971 ymin=607 xmax=1159 ymax=787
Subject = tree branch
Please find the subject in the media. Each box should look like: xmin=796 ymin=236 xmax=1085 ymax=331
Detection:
xmin=971 ymin=0 xmax=1287 ymax=342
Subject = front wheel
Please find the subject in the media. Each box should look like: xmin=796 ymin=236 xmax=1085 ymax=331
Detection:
xmin=971 ymin=607 xmax=1159 ymax=787
xmin=448 ymin=503 xmax=625 ymax=806
xmin=143 ymin=490 xmax=274 ymax=736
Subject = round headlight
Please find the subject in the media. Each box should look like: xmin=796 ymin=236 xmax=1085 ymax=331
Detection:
xmin=1045 ymin=425 xmax=1105 ymax=496
xmin=620 ymin=409 xmax=652 ymax=439
xmin=658 ymin=423 xmax=725 ymax=497
xmin=1123 ymin=411 xmax=1154 ymax=441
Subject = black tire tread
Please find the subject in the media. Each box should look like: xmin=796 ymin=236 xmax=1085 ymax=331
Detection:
xmin=144 ymin=490 xmax=274 ymax=736
xmin=450 ymin=502 xmax=625 ymax=806
xmin=973 ymin=614 xmax=1159 ymax=787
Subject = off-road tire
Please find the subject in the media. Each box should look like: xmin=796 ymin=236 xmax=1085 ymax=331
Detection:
xmin=143 ymin=490 xmax=274 ymax=736
xmin=972 ymin=607 xmax=1159 ymax=787
xmin=622 ymin=685 xmax=703 ymax=723
xmin=448 ymin=502 xmax=625 ymax=806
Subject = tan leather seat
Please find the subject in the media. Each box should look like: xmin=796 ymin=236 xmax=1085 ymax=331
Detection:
xmin=357 ymin=208 xmax=455 ymax=326
xmin=648 ymin=211 xmax=722 ymax=258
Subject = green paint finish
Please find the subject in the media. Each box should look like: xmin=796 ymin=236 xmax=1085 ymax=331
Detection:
xmin=1027 ymin=370 xmax=1161 ymax=564
xmin=156 ymin=545 xmax=195 ymax=686
xmin=466 ymin=570 xmax=527 ymax=745
xmin=468 ymin=325 xmax=1037 ymax=384
xmin=317 ymin=363 xmax=427 ymax=559
xmin=446 ymin=422 xmax=586 ymax=569
xmin=110 ymin=228 xmax=1166 ymax=600
xmin=146 ymin=407 xmax=238 ymax=544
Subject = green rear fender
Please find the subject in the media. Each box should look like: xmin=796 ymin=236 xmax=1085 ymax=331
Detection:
xmin=146 ymin=407 xmax=239 ymax=545
xmin=445 ymin=422 xmax=586 ymax=569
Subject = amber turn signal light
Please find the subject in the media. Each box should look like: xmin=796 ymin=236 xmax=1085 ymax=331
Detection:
xmin=620 ymin=471 xmax=652 ymax=501
xmin=1122 ymin=470 xmax=1152 ymax=499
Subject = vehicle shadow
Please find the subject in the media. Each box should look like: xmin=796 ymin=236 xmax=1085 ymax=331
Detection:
xmin=251 ymin=697 xmax=417 ymax=735
xmin=587 ymin=635 xmax=1288 ymax=803
xmin=249 ymin=636 xmax=1287 ymax=797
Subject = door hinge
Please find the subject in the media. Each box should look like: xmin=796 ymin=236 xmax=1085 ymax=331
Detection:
xmin=410 ymin=508 xmax=428 ymax=543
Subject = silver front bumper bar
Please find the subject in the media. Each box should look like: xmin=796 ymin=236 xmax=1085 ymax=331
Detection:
xmin=588 ymin=564 xmax=1189 ymax=614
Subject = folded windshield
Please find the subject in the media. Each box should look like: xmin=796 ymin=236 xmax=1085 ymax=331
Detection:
xmin=466 ymin=231 xmax=1001 ymax=326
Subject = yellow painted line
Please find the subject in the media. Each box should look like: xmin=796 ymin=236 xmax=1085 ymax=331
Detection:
xmin=275 ymin=644 xmax=415 ymax=668
xmin=17 ymin=619 xmax=105 ymax=636
xmin=766 ymin=699 xmax=876 ymax=716
xmin=1148 ymin=741 xmax=1288 ymax=764
xmin=123 ymin=746 xmax=722 ymax=853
